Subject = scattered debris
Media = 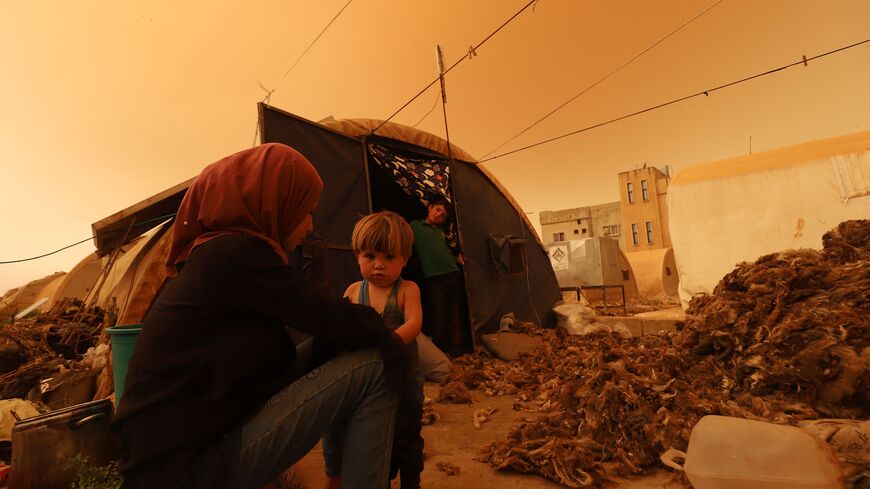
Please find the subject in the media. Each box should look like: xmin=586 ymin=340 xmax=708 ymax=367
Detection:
xmin=0 ymin=300 xmax=109 ymax=400
xmin=443 ymin=221 xmax=870 ymax=488
xmin=437 ymin=381 xmax=474 ymax=404
xmin=554 ymin=303 xmax=632 ymax=338
xmin=435 ymin=461 xmax=461 ymax=476
xmin=421 ymin=396 xmax=440 ymax=426
xmin=798 ymin=419 xmax=870 ymax=487
xmin=473 ymin=407 xmax=498 ymax=429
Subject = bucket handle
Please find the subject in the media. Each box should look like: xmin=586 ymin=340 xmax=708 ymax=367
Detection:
xmin=71 ymin=412 xmax=106 ymax=429
xmin=659 ymin=448 xmax=687 ymax=471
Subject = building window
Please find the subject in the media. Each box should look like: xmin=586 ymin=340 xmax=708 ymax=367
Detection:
xmin=573 ymin=229 xmax=579 ymax=235
xmin=641 ymin=179 xmax=649 ymax=201
xmin=581 ymin=228 xmax=587 ymax=233
xmin=627 ymin=182 xmax=635 ymax=203
xmin=646 ymin=221 xmax=654 ymax=244
xmin=603 ymin=224 xmax=620 ymax=236
xmin=553 ymin=232 xmax=565 ymax=242
xmin=631 ymin=224 xmax=639 ymax=245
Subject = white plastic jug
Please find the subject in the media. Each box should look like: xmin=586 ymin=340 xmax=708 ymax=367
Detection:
xmin=660 ymin=415 xmax=844 ymax=489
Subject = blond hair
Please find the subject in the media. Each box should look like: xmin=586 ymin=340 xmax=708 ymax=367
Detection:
xmin=351 ymin=211 xmax=414 ymax=257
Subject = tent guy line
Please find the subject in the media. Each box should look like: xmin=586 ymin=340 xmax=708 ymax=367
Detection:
xmin=0 ymin=213 xmax=178 ymax=265
xmin=479 ymin=36 xmax=870 ymax=163
xmin=480 ymin=0 xmax=725 ymax=159
xmin=371 ymin=0 xmax=538 ymax=135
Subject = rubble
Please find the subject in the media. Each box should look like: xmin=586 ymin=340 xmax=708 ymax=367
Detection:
xmin=444 ymin=221 xmax=869 ymax=487
xmin=421 ymin=396 xmax=440 ymax=425
xmin=0 ymin=300 xmax=109 ymax=400
xmin=435 ymin=461 xmax=461 ymax=476
xmin=472 ymin=407 xmax=497 ymax=429
xmin=437 ymin=381 xmax=474 ymax=404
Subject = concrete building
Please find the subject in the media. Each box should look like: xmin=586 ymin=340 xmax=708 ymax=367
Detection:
xmin=618 ymin=166 xmax=672 ymax=251
xmin=669 ymin=129 xmax=870 ymax=308
xmin=539 ymin=201 xmax=625 ymax=249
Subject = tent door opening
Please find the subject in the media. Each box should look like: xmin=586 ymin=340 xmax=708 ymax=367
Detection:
xmin=362 ymin=140 xmax=472 ymax=352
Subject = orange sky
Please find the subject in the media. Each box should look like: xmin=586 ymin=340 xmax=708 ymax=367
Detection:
xmin=1 ymin=0 xmax=869 ymax=294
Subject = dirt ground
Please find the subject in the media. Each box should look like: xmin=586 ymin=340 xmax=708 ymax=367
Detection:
xmin=291 ymin=383 xmax=686 ymax=489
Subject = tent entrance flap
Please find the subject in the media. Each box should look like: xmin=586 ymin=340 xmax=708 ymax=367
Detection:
xmin=259 ymin=104 xmax=370 ymax=295
xmin=451 ymin=161 xmax=559 ymax=332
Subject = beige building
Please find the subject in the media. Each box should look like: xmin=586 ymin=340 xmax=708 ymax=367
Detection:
xmin=539 ymin=201 xmax=625 ymax=249
xmin=669 ymin=129 xmax=870 ymax=308
xmin=618 ymin=166 xmax=672 ymax=251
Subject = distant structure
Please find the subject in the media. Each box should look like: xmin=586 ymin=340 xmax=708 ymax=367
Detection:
xmin=539 ymin=202 xmax=625 ymax=249
xmin=540 ymin=165 xmax=680 ymax=303
xmin=618 ymin=165 xmax=672 ymax=251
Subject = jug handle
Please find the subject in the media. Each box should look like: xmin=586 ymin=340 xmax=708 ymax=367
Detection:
xmin=659 ymin=448 xmax=687 ymax=471
xmin=71 ymin=412 xmax=106 ymax=429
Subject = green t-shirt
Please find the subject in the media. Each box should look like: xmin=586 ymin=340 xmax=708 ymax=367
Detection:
xmin=410 ymin=220 xmax=459 ymax=278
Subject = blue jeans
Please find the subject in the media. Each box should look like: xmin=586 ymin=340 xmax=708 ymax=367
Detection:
xmin=324 ymin=343 xmax=424 ymax=483
xmin=223 ymin=348 xmax=396 ymax=488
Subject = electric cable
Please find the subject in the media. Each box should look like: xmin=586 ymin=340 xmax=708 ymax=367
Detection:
xmin=410 ymin=92 xmax=441 ymax=128
xmin=372 ymin=0 xmax=539 ymax=134
xmin=0 ymin=213 xmax=177 ymax=264
xmin=480 ymin=37 xmax=870 ymax=163
xmin=268 ymin=0 xmax=354 ymax=100
xmin=252 ymin=0 xmax=354 ymax=145
xmin=481 ymin=0 xmax=723 ymax=158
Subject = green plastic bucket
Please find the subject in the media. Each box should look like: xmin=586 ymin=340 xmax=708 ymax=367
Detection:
xmin=107 ymin=324 xmax=142 ymax=402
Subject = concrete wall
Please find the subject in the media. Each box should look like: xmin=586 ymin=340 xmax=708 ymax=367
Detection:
xmin=669 ymin=131 xmax=870 ymax=308
xmin=618 ymin=167 xmax=672 ymax=251
xmin=540 ymin=201 xmax=625 ymax=249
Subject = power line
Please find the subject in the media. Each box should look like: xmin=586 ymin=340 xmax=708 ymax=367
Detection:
xmin=0 ymin=213 xmax=177 ymax=265
xmin=481 ymin=0 xmax=723 ymax=159
xmin=267 ymin=0 xmax=354 ymax=101
xmin=480 ymin=37 xmax=870 ymax=163
xmin=0 ymin=238 xmax=94 ymax=264
xmin=410 ymin=92 xmax=441 ymax=128
xmin=253 ymin=0 xmax=354 ymax=146
xmin=372 ymin=0 xmax=539 ymax=134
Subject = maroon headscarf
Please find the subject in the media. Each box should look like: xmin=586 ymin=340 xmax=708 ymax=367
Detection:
xmin=166 ymin=143 xmax=323 ymax=276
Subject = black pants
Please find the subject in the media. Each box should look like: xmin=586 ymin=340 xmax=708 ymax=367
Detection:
xmin=423 ymin=271 xmax=470 ymax=356
xmin=390 ymin=343 xmax=424 ymax=487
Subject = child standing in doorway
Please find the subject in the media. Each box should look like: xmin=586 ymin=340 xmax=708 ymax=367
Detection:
xmin=323 ymin=211 xmax=425 ymax=489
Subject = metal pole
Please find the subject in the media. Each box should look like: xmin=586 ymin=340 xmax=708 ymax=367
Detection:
xmin=436 ymin=45 xmax=454 ymax=164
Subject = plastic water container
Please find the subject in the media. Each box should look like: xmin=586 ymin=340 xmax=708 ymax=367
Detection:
xmin=107 ymin=324 xmax=142 ymax=402
xmin=660 ymin=415 xmax=844 ymax=489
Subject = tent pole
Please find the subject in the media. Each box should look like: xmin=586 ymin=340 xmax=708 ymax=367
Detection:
xmin=436 ymin=45 xmax=477 ymax=345
xmin=360 ymin=137 xmax=374 ymax=214
xmin=436 ymin=45 xmax=454 ymax=165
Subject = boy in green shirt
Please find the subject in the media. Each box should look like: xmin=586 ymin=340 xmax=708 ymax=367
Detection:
xmin=409 ymin=196 xmax=469 ymax=357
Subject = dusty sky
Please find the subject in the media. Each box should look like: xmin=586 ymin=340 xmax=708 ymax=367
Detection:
xmin=1 ymin=0 xmax=869 ymax=294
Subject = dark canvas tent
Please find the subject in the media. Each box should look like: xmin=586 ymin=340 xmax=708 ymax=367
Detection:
xmin=259 ymin=104 xmax=560 ymax=337
xmin=88 ymin=104 xmax=561 ymax=337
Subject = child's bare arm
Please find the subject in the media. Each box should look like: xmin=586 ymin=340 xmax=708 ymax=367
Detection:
xmin=394 ymin=281 xmax=423 ymax=345
xmin=343 ymin=282 xmax=361 ymax=302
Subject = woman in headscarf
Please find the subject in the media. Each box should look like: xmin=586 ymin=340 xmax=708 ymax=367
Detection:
xmin=112 ymin=143 xmax=404 ymax=489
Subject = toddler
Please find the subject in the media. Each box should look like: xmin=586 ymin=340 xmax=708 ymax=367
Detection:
xmin=323 ymin=211 xmax=425 ymax=489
